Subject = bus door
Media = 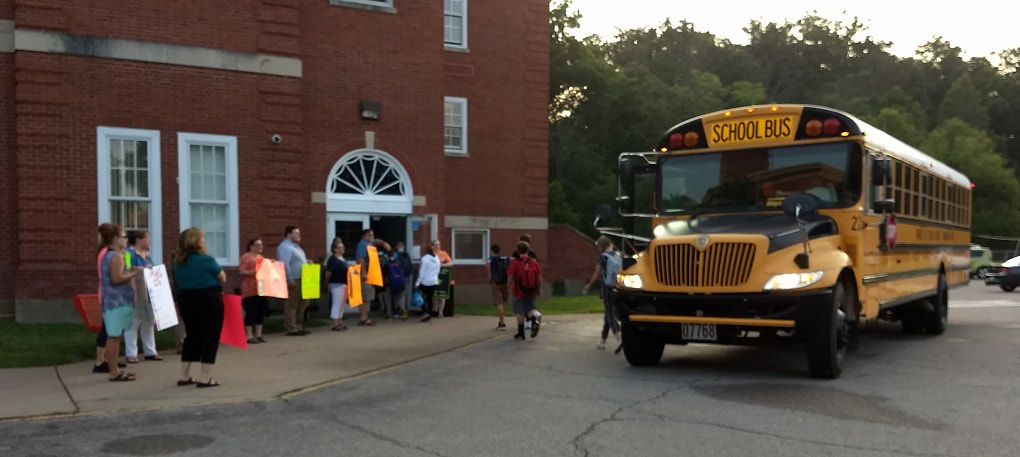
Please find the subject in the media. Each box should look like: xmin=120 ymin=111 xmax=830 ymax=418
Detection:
xmin=861 ymin=151 xmax=894 ymax=317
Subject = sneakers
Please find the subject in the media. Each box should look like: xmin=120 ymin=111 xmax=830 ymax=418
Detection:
xmin=514 ymin=333 xmax=526 ymax=341
xmin=597 ymin=339 xmax=606 ymax=350
xmin=497 ymin=322 xmax=507 ymax=331
xmin=420 ymin=315 xmax=431 ymax=323
xmin=530 ymin=319 xmax=540 ymax=338
xmin=91 ymin=361 xmax=127 ymax=373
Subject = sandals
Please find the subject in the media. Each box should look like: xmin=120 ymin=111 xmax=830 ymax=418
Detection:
xmin=126 ymin=358 xmax=139 ymax=364
xmin=144 ymin=355 xmax=164 ymax=361
xmin=177 ymin=378 xmax=195 ymax=386
xmin=358 ymin=319 xmax=376 ymax=327
xmin=196 ymin=379 xmax=220 ymax=388
xmin=109 ymin=371 xmax=136 ymax=382
xmin=246 ymin=338 xmax=260 ymax=344
xmin=330 ymin=325 xmax=348 ymax=332
xmin=256 ymin=336 xmax=267 ymax=343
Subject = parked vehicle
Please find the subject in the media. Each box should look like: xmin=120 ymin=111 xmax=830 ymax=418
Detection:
xmin=969 ymin=245 xmax=996 ymax=279
xmin=984 ymin=255 xmax=1020 ymax=291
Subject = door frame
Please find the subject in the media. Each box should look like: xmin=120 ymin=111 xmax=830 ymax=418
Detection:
xmin=326 ymin=213 xmax=370 ymax=258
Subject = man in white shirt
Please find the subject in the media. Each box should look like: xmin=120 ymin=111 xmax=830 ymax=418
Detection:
xmin=277 ymin=225 xmax=310 ymax=336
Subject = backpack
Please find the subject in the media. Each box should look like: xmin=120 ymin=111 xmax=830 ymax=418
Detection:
xmin=489 ymin=255 xmax=511 ymax=285
xmin=601 ymin=251 xmax=622 ymax=287
xmin=387 ymin=257 xmax=406 ymax=291
xmin=515 ymin=257 xmax=540 ymax=294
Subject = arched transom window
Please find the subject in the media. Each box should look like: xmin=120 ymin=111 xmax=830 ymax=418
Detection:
xmin=326 ymin=149 xmax=412 ymax=214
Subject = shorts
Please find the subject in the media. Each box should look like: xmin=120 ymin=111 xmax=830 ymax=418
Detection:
xmin=102 ymin=306 xmax=135 ymax=338
xmin=490 ymin=283 xmax=509 ymax=304
xmin=361 ymin=279 xmax=376 ymax=302
xmin=511 ymin=296 xmax=536 ymax=316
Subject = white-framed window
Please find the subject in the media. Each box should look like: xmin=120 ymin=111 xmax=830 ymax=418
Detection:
xmin=444 ymin=0 xmax=468 ymax=49
xmin=330 ymin=0 xmax=394 ymax=9
xmin=452 ymin=228 xmax=488 ymax=265
xmin=97 ymin=127 xmax=163 ymax=264
xmin=444 ymin=96 xmax=468 ymax=155
xmin=177 ymin=133 xmax=239 ymax=266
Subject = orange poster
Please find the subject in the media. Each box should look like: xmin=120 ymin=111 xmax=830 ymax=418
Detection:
xmin=256 ymin=259 xmax=289 ymax=299
xmin=347 ymin=264 xmax=363 ymax=307
xmin=366 ymin=245 xmax=383 ymax=286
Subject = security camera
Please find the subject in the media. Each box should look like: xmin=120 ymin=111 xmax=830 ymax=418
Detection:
xmin=271 ymin=134 xmax=282 ymax=144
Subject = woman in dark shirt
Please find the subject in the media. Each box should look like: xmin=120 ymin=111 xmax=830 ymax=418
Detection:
xmin=324 ymin=238 xmax=349 ymax=332
xmin=172 ymin=227 xmax=227 ymax=388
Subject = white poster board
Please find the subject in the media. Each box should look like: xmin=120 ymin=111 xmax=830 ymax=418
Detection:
xmin=144 ymin=264 xmax=179 ymax=331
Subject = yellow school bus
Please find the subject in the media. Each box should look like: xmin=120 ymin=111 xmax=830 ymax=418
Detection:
xmin=604 ymin=104 xmax=971 ymax=378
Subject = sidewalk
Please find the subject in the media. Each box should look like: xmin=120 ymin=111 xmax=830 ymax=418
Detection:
xmin=0 ymin=315 xmax=505 ymax=421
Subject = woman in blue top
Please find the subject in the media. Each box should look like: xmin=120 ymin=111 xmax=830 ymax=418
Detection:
xmin=99 ymin=223 xmax=143 ymax=381
xmin=323 ymin=238 xmax=349 ymax=332
xmin=172 ymin=227 xmax=227 ymax=388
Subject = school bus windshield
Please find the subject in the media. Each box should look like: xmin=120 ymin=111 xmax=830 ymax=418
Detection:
xmin=659 ymin=142 xmax=862 ymax=214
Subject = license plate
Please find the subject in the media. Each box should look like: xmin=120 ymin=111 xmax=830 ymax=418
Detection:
xmin=682 ymin=323 xmax=717 ymax=341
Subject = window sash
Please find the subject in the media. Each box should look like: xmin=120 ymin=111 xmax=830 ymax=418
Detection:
xmin=444 ymin=97 xmax=467 ymax=153
xmin=178 ymin=133 xmax=239 ymax=266
xmin=97 ymin=127 xmax=163 ymax=264
xmin=443 ymin=0 xmax=467 ymax=47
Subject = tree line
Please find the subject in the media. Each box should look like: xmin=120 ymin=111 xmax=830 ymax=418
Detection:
xmin=549 ymin=0 xmax=1020 ymax=237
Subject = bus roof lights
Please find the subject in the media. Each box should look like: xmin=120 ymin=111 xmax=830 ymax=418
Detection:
xmin=805 ymin=119 xmax=823 ymax=137
xmin=746 ymin=107 xmax=756 ymax=113
xmin=724 ymin=111 xmax=733 ymax=117
xmin=770 ymin=106 xmax=780 ymax=112
xmin=668 ymin=133 xmax=684 ymax=149
xmin=840 ymin=132 xmax=850 ymax=137
xmin=822 ymin=118 xmax=841 ymax=135
xmin=683 ymin=131 xmax=699 ymax=147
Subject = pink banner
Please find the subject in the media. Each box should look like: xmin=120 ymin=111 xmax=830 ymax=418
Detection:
xmin=256 ymin=259 xmax=289 ymax=299
xmin=220 ymin=294 xmax=248 ymax=350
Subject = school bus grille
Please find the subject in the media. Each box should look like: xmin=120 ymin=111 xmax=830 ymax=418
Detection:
xmin=653 ymin=243 xmax=757 ymax=287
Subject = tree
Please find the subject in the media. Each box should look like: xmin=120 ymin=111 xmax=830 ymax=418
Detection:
xmin=937 ymin=74 xmax=989 ymax=129
xmin=920 ymin=119 xmax=1020 ymax=235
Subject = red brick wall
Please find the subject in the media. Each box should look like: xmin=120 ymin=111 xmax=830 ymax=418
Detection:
xmin=6 ymin=1 xmax=551 ymax=304
xmin=546 ymin=225 xmax=599 ymax=282
xmin=0 ymin=52 xmax=14 ymax=303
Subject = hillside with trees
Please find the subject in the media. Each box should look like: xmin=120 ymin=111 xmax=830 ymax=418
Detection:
xmin=549 ymin=0 xmax=1020 ymax=236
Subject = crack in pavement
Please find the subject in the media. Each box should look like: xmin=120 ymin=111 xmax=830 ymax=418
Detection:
xmin=317 ymin=406 xmax=449 ymax=457
xmin=53 ymin=366 xmax=79 ymax=415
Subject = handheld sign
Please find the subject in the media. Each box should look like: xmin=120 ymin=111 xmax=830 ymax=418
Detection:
xmin=256 ymin=260 xmax=289 ymax=299
xmin=143 ymin=265 xmax=179 ymax=331
xmin=301 ymin=263 xmax=321 ymax=300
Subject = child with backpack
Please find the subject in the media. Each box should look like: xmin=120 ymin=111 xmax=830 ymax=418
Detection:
xmin=487 ymin=244 xmax=512 ymax=331
xmin=582 ymin=236 xmax=622 ymax=349
xmin=507 ymin=242 xmax=542 ymax=340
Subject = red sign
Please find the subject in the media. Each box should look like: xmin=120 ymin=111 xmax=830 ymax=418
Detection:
xmin=885 ymin=213 xmax=898 ymax=250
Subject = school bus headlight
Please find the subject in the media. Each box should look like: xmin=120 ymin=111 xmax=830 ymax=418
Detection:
xmin=763 ymin=271 xmax=824 ymax=290
xmin=618 ymin=274 xmax=643 ymax=289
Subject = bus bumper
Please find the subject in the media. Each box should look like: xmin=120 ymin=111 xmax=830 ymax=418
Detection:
xmin=612 ymin=288 xmax=833 ymax=344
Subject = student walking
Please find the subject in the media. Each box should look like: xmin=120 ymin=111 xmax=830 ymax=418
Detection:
xmin=486 ymin=244 xmax=510 ymax=331
xmin=507 ymin=242 xmax=542 ymax=340
xmin=582 ymin=236 xmax=622 ymax=349
xmin=415 ymin=243 xmax=440 ymax=322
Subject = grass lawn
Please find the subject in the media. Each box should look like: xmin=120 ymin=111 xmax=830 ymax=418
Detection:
xmin=0 ymin=316 xmax=327 ymax=369
xmin=454 ymin=294 xmax=605 ymax=316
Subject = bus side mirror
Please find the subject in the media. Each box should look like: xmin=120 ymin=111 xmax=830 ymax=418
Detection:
xmin=871 ymin=158 xmax=891 ymax=185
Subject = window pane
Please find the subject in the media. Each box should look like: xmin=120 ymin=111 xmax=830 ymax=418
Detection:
xmin=454 ymin=231 xmax=485 ymax=261
xmin=111 ymin=201 xmax=149 ymax=231
xmin=192 ymin=203 xmax=228 ymax=259
xmin=445 ymin=126 xmax=462 ymax=148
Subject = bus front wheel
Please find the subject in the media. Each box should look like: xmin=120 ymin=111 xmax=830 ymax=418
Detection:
xmin=622 ymin=324 xmax=665 ymax=367
xmin=806 ymin=281 xmax=850 ymax=379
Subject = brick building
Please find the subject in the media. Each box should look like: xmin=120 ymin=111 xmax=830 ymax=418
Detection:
xmin=0 ymin=0 xmax=556 ymax=322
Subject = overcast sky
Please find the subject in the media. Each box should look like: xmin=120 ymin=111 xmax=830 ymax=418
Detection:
xmin=567 ymin=0 xmax=1017 ymax=62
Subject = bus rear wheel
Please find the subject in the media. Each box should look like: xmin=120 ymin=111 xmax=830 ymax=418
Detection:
xmin=922 ymin=273 xmax=948 ymax=335
xmin=622 ymin=324 xmax=665 ymax=367
xmin=806 ymin=281 xmax=850 ymax=379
